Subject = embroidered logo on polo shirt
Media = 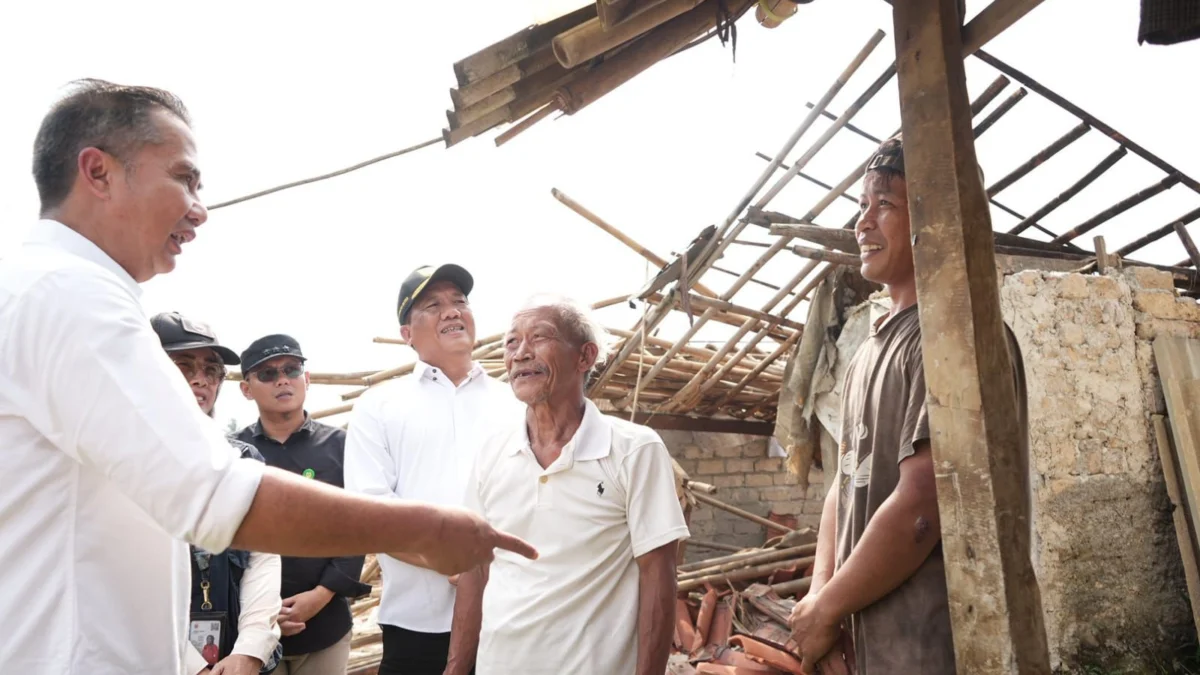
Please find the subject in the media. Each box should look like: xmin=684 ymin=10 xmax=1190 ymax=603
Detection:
xmin=302 ymin=468 xmax=316 ymax=479
xmin=596 ymin=481 xmax=605 ymax=496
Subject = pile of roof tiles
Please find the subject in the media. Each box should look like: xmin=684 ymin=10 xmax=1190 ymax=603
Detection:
xmin=670 ymin=530 xmax=817 ymax=675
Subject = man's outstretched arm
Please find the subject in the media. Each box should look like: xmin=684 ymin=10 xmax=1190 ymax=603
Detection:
xmin=444 ymin=564 xmax=488 ymax=675
xmin=232 ymin=468 xmax=536 ymax=577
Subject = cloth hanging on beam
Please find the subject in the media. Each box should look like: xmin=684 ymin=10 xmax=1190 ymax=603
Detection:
xmin=1139 ymin=0 xmax=1200 ymax=44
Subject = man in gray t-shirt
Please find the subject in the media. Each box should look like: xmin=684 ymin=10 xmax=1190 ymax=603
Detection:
xmin=788 ymin=136 xmax=1029 ymax=674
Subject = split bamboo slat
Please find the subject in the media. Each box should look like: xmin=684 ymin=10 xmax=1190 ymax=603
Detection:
xmin=554 ymin=0 xmax=703 ymax=69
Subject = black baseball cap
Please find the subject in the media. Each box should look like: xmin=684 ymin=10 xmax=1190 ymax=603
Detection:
xmin=396 ymin=264 xmax=474 ymax=325
xmin=150 ymin=312 xmax=240 ymax=365
xmin=239 ymin=334 xmax=307 ymax=376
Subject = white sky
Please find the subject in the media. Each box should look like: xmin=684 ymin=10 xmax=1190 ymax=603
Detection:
xmin=2 ymin=0 xmax=1197 ymax=430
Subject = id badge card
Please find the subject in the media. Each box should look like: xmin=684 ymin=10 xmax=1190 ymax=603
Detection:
xmin=188 ymin=611 xmax=228 ymax=666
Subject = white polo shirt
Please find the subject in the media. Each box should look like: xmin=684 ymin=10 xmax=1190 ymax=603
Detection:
xmin=0 ymin=220 xmax=264 ymax=674
xmin=343 ymin=360 xmax=523 ymax=633
xmin=467 ymin=399 xmax=690 ymax=675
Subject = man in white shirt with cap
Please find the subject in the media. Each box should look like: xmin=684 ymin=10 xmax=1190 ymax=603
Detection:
xmin=445 ymin=295 xmax=689 ymax=675
xmin=345 ymin=263 xmax=524 ymax=675
xmin=0 ymin=78 xmax=535 ymax=675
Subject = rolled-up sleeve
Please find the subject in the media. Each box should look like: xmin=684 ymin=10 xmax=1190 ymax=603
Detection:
xmin=232 ymin=551 xmax=282 ymax=664
xmin=12 ymin=269 xmax=263 ymax=554
xmin=319 ymin=557 xmax=372 ymax=599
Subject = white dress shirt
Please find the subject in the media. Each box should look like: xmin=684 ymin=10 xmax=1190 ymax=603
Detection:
xmin=343 ymin=360 xmax=523 ymax=633
xmin=466 ymin=399 xmax=690 ymax=674
xmin=0 ymin=220 xmax=265 ymax=675
xmin=185 ymin=551 xmax=282 ymax=674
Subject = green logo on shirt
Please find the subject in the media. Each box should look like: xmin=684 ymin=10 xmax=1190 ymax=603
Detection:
xmin=302 ymin=468 xmax=316 ymax=479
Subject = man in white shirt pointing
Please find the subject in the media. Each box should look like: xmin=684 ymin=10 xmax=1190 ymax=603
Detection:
xmin=345 ymin=264 xmax=524 ymax=675
xmin=0 ymin=79 xmax=536 ymax=675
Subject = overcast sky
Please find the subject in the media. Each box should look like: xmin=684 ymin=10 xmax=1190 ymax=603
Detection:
xmin=2 ymin=0 xmax=1197 ymax=430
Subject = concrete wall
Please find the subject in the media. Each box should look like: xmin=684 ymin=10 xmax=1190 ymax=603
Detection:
xmin=667 ymin=267 xmax=1198 ymax=670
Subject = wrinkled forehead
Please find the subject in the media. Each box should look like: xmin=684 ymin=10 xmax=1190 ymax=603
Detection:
xmin=509 ymin=306 xmax=562 ymax=333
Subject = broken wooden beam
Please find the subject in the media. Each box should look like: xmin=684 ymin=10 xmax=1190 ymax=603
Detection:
xmin=691 ymin=492 xmax=795 ymax=534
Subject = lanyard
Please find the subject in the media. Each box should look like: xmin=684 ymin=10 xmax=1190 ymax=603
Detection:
xmin=192 ymin=547 xmax=214 ymax=611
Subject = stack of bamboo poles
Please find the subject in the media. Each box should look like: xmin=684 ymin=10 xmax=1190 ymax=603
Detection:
xmin=445 ymin=0 xmax=755 ymax=147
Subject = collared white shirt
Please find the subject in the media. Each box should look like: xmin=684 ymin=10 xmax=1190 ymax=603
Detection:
xmin=343 ymin=360 xmax=524 ymax=633
xmin=467 ymin=399 xmax=690 ymax=675
xmin=0 ymin=220 xmax=265 ymax=675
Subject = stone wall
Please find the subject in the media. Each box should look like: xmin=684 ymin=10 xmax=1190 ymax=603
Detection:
xmin=660 ymin=430 xmax=823 ymax=557
xmin=1000 ymin=268 xmax=1192 ymax=670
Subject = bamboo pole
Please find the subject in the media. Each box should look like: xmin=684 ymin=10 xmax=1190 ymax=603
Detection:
xmin=986 ymin=122 xmax=1091 ymax=198
xmin=1008 ymin=147 xmax=1127 ymax=235
xmin=972 ymin=87 xmax=1026 ymax=138
xmin=691 ymin=492 xmax=795 ymax=533
xmin=677 ymin=556 xmax=815 ymax=592
xmin=554 ymin=0 xmax=752 ymax=115
xmin=1176 ymin=222 xmax=1200 ymax=271
xmin=312 ymin=402 xmax=353 ymax=420
xmin=709 ymin=324 xmax=804 ymax=412
xmin=553 ymin=0 xmax=703 ymax=68
xmin=686 ymin=539 xmax=745 ymax=553
xmin=790 ymin=244 xmax=862 ymax=267
xmin=678 ymin=547 xmax=790 ymax=573
xmin=628 ymin=57 xmax=898 ymax=408
xmin=551 ymin=187 xmax=718 ymax=297
xmin=494 ymin=102 xmax=559 ymax=147
xmin=1115 ymin=206 xmax=1200 ymax=258
xmin=1051 ymin=174 xmax=1182 ymax=244
xmin=771 ymin=576 xmax=813 ymax=596
xmin=451 ymin=4 xmax=595 ymax=86
xmin=587 ymin=31 xmax=885 ymax=397
xmin=677 ymin=544 xmax=817 ymax=580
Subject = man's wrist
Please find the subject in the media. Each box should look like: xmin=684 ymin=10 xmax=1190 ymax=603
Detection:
xmin=314 ymin=585 xmax=336 ymax=602
xmin=812 ymin=584 xmax=848 ymax=630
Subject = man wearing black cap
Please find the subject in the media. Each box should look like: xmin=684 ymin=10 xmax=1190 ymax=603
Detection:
xmin=151 ymin=312 xmax=284 ymax=675
xmin=344 ymin=264 xmax=523 ymax=675
xmin=787 ymin=136 xmax=1029 ymax=675
xmin=235 ymin=334 xmax=371 ymax=675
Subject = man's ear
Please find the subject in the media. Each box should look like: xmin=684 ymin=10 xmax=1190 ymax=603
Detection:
xmin=579 ymin=342 xmax=600 ymax=374
xmin=400 ymin=324 xmax=412 ymax=343
xmin=77 ymin=147 xmax=117 ymax=200
xmin=304 ymin=371 xmax=311 ymax=390
xmin=240 ymin=380 xmax=252 ymax=400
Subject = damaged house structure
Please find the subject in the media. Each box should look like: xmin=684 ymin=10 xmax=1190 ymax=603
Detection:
xmin=255 ymin=1 xmax=1200 ymax=672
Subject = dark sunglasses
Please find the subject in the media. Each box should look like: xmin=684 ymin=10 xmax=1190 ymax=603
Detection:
xmin=251 ymin=364 xmax=305 ymax=383
xmin=173 ymin=360 xmax=226 ymax=384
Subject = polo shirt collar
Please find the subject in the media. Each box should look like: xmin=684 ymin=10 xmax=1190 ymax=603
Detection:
xmin=251 ymin=412 xmax=315 ymax=439
xmin=26 ymin=219 xmax=142 ymax=298
xmin=413 ymin=359 xmax=487 ymax=385
xmin=508 ymin=399 xmax=612 ymax=463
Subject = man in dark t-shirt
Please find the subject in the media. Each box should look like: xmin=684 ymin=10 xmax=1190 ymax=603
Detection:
xmin=788 ymin=136 xmax=1030 ymax=675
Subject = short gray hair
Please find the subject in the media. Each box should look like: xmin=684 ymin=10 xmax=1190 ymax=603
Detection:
xmin=32 ymin=78 xmax=191 ymax=213
xmin=517 ymin=294 xmax=613 ymax=376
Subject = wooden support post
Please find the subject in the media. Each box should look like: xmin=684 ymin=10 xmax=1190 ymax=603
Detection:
xmin=893 ymin=0 xmax=1050 ymax=672
xmin=1094 ymin=236 xmax=1109 ymax=273
xmin=1175 ymin=222 xmax=1200 ymax=272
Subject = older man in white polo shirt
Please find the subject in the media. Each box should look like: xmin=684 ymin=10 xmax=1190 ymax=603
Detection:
xmin=0 ymin=79 xmax=534 ymax=675
xmin=445 ymin=296 xmax=689 ymax=675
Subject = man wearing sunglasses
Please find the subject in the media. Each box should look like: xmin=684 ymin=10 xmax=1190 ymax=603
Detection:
xmin=235 ymin=335 xmax=372 ymax=675
xmin=151 ymin=312 xmax=284 ymax=675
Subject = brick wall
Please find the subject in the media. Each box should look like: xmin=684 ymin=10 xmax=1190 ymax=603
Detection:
xmin=659 ymin=430 xmax=823 ymax=558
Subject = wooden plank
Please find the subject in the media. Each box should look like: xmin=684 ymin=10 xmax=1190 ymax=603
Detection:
xmin=960 ymin=0 xmax=1047 ymax=55
xmin=893 ymin=0 xmax=1051 ymax=672
xmin=1151 ymin=414 xmax=1200 ymax=632
xmin=1152 ymin=339 xmax=1200 ymax=599
xmin=601 ymin=410 xmax=775 ymax=436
